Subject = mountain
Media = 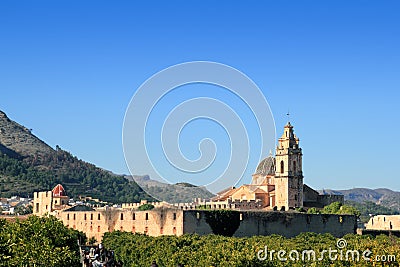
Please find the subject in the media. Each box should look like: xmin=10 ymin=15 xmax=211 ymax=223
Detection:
xmin=0 ymin=111 xmax=53 ymax=158
xmin=320 ymin=188 xmax=400 ymax=212
xmin=128 ymin=175 xmax=215 ymax=203
xmin=0 ymin=110 xmax=215 ymax=204
xmin=0 ymin=110 xmax=152 ymax=203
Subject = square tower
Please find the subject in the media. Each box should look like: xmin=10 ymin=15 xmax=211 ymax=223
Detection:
xmin=274 ymin=122 xmax=303 ymax=210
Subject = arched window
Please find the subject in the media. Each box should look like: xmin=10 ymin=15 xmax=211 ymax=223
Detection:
xmin=280 ymin=161 xmax=284 ymax=174
xmin=293 ymin=160 xmax=296 ymax=173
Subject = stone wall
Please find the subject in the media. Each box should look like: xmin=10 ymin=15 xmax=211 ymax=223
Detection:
xmin=183 ymin=210 xmax=356 ymax=238
xmin=365 ymin=215 xmax=400 ymax=231
xmin=56 ymin=207 xmax=184 ymax=243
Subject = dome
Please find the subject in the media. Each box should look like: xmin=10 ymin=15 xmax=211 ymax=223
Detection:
xmin=255 ymin=156 xmax=275 ymax=175
xmin=52 ymin=184 xmax=66 ymax=197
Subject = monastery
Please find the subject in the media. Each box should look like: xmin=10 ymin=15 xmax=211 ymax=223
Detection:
xmin=33 ymin=122 xmax=348 ymax=242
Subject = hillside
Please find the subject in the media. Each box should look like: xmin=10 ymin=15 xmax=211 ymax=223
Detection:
xmin=320 ymin=188 xmax=400 ymax=212
xmin=0 ymin=110 xmax=152 ymax=203
xmin=129 ymin=175 xmax=215 ymax=203
xmin=0 ymin=110 xmax=215 ymax=204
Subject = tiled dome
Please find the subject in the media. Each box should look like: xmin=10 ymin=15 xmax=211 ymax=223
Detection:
xmin=52 ymin=184 xmax=66 ymax=197
xmin=255 ymin=156 xmax=275 ymax=175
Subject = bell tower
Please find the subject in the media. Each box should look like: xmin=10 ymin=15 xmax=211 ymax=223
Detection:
xmin=274 ymin=122 xmax=303 ymax=210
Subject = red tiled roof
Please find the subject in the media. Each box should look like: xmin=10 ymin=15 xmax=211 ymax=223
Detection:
xmin=52 ymin=184 xmax=66 ymax=197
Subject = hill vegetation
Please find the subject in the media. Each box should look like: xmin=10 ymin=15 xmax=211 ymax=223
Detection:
xmin=0 ymin=110 xmax=153 ymax=203
xmin=345 ymin=200 xmax=400 ymax=223
xmin=320 ymin=188 xmax=400 ymax=212
xmin=0 ymin=110 xmax=215 ymax=203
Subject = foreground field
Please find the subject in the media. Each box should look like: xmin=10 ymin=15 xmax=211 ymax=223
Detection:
xmin=103 ymin=231 xmax=400 ymax=267
xmin=1 ymin=215 xmax=399 ymax=266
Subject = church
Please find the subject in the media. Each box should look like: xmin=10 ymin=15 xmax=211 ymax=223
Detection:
xmin=212 ymin=122 xmax=343 ymax=210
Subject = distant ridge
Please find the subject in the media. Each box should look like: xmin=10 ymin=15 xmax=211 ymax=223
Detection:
xmin=319 ymin=188 xmax=400 ymax=211
xmin=127 ymin=175 xmax=215 ymax=203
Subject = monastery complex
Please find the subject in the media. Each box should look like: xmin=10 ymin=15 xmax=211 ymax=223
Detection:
xmin=33 ymin=123 xmax=355 ymax=242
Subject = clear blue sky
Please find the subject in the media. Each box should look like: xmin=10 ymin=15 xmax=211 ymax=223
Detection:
xmin=1 ymin=1 xmax=399 ymax=191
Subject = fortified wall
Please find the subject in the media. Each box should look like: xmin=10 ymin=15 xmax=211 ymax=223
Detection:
xmin=183 ymin=210 xmax=357 ymax=238
xmin=55 ymin=206 xmax=184 ymax=242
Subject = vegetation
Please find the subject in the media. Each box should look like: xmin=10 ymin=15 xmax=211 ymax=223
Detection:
xmin=138 ymin=203 xmax=155 ymax=211
xmin=346 ymin=200 xmax=400 ymax=223
xmin=0 ymin=151 xmax=154 ymax=203
xmin=204 ymin=210 xmax=241 ymax=236
xmin=14 ymin=205 xmax=33 ymax=215
xmin=103 ymin=231 xmax=400 ymax=267
xmin=307 ymin=202 xmax=361 ymax=216
xmin=174 ymin=182 xmax=197 ymax=187
xmin=0 ymin=215 xmax=85 ymax=267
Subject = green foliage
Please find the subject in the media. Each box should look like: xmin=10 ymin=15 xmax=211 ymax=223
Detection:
xmin=338 ymin=204 xmax=361 ymax=216
xmin=295 ymin=207 xmax=306 ymax=212
xmin=0 ymin=151 xmax=154 ymax=204
xmin=204 ymin=210 xmax=241 ymax=236
xmin=0 ymin=215 xmax=85 ymax=267
xmin=321 ymin=201 xmax=342 ymax=214
xmin=138 ymin=203 xmax=155 ymax=211
xmin=88 ymin=236 xmax=97 ymax=245
xmin=346 ymin=200 xmax=400 ymax=223
xmin=102 ymin=231 xmax=400 ymax=267
xmin=321 ymin=201 xmax=361 ymax=216
xmin=14 ymin=205 xmax=33 ymax=215
xmin=307 ymin=207 xmax=319 ymax=214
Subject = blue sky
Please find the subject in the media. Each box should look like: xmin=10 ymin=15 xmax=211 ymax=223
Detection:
xmin=1 ymin=1 xmax=399 ymax=191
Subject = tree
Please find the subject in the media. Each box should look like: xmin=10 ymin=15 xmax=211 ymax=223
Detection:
xmin=321 ymin=201 xmax=342 ymax=214
xmin=338 ymin=204 xmax=361 ymax=216
xmin=138 ymin=204 xmax=155 ymax=211
xmin=0 ymin=215 xmax=86 ymax=267
xmin=307 ymin=207 xmax=319 ymax=214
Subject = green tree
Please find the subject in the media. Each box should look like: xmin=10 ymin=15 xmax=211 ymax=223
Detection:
xmin=138 ymin=203 xmax=155 ymax=211
xmin=307 ymin=207 xmax=318 ymax=214
xmin=321 ymin=201 xmax=342 ymax=214
xmin=0 ymin=215 xmax=85 ymax=267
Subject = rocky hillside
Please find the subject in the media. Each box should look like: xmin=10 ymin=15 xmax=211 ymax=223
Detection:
xmin=0 ymin=110 xmax=151 ymax=203
xmin=320 ymin=188 xmax=400 ymax=212
xmin=0 ymin=110 xmax=215 ymax=204
xmin=0 ymin=111 xmax=53 ymax=158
